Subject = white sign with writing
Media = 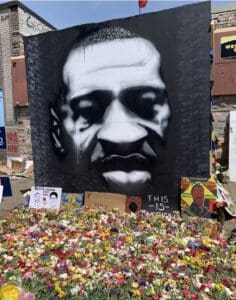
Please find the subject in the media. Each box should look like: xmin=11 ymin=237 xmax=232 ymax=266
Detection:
xmin=0 ymin=185 xmax=3 ymax=203
xmin=29 ymin=186 xmax=62 ymax=209
xmin=229 ymin=111 xmax=236 ymax=182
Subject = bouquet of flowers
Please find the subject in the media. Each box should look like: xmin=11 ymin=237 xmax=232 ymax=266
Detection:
xmin=0 ymin=206 xmax=235 ymax=299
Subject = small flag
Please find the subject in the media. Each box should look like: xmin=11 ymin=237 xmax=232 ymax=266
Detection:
xmin=139 ymin=0 xmax=148 ymax=8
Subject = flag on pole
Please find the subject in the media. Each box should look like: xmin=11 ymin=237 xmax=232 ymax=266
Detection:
xmin=138 ymin=0 xmax=148 ymax=8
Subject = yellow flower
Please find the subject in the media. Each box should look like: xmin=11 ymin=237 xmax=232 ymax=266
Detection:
xmin=103 ymin=229 xmax=110 ymax=237
xmin=126 ymin=236 xmax=133 ymax=243
xmin=202 ymin=237 xmax=213 ymax=248
xmin=72 ymin=274 xmax=85 ymax=282
xmin=74 ymin=252 xmax=81 ymax=258
xmin=131 ymin=288 xmax=141 ymax=296
xmin=62 ymin=281 xmax=67 ymax=287
xmin=103 ymin=241 xmax=111 ymax=251
xmin=132 ymin=282 xmax=139 ymax=289
xmin=231 ymin=254 xmax=236 ymax=260
xmin=214 ymin=283 xmax=225 ymax=291
xmin=0 ymin=284 xmax=20 ymax=300
xmin=55 ymin=284 xmax=65 ymax=298
xmin=147 ymin=289 xmax=156 ymax=296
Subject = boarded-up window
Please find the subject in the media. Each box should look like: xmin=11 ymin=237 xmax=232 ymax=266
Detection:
xmin=12 ymin=57 xmax=28 ymax=106
xmin=212 ymin=30 xmax=236 ymax=96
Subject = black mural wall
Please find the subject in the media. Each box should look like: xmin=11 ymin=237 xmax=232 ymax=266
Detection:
xmin=25 ymin=2 xmax=210 ymax=213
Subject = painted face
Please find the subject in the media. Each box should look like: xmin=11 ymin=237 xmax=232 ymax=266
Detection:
xmin=191 ymin=186 xmax=205 ymax=207
xmin=62 ymin=37 xmax=171 ymax=193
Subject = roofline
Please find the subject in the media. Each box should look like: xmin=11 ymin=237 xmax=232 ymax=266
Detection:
xmin=0 ymin=1 xmax=56 ymax=30
xmin=211 ymin=4 xmax=236 ymax=14
xmin=212 ymin=8 xmax=236 ymax=14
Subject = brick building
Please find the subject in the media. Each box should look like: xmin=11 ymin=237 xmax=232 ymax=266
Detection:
xmin=211 ymin=4 xmax=236 ymax=163
xmin=0 ymin=1 xmax=55 ymax=159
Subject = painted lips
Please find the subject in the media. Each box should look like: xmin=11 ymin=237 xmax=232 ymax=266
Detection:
xmin=100 ymin=153 xmax=154 ymax=173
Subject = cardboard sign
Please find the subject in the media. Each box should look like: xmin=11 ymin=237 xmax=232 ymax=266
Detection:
xmin=62 ymin=193 xmax=84 ymax=208
xmin=29 ymin=186 xmax=62 ymax=209
xmin=181 ymin=177 xmax=218 ymax=219
xmin=85 ymin=192 xmax=127 ymax=211
xmin=85 ymin=192 xmax=142 ymax=213
xmin=229 ymin=111 xmax=236 ymax=182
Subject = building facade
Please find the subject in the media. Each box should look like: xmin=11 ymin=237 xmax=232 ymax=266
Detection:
xmin=211 ymin=4 xmax=236 ymax=164
xmin=0 ymin=1 xmax=55 ymax=159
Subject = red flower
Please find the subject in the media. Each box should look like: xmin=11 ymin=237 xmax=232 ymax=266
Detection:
xmin=222 ymin=277 xmax=231 ymax=288
xmin=203 ymin=265 xmax=215 ymax=275
xmin=53 ymin=248 xmax=70 ymax=260
xmin=149 ymin=272 xmax=156 ymax=278
xmin=45 ymin=279 xmax=52 ymax=288
xmin=183 ymin=289 xmax=190 ymax=296
xmin=84 ymin=248 xmax=90 ymax=255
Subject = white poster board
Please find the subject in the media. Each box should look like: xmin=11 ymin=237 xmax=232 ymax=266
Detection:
xmin=229 ymin=111 xmax=236 ymax=182
xmin=29 ymin=186 xmax=62 ymax=209
xmin=0 ymin=185 xmax=3 ymax=203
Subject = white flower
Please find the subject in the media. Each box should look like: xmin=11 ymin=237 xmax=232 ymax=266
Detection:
xmin=3 ymin=255 xmax=13 ymax=261
xmin=225 ymin=287 xmax=233 ymax=296
xmin=70 ymin=286 xmax=80 ymax=295
xmin=59 ymin=273 xmax=68 ymax=279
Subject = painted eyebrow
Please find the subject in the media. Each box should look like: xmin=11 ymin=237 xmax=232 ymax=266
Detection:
xmin=69 ymin=90 xmax=113 ymax=103
xmin=120 ymin=86 xmax=167 ymax=103
xmin=69 ymin=86 xmax=166 ymax=103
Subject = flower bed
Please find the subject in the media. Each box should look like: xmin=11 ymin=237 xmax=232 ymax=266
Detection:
xmin=0 ymin=206 xmax=235 ymax=299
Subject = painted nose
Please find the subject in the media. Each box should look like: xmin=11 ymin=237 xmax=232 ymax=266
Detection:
xmin=97 ymin=100 xmax=148 ymax=144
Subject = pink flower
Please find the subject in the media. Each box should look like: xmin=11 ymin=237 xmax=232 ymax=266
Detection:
xmin=0 ymin=278 xmax=7 ymax=284
xmin=23 ymin=271 xmax=34 ymax=280
xmin=19 ymin=290 xmax=36 ymax=300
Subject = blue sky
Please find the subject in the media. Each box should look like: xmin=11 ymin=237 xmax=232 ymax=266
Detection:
xmin=13 ymin=0 xmax=234 ymax=30
xmin=0 ymin=0 xmax=234 ymax=29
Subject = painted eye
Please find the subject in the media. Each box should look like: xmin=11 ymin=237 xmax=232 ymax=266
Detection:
xmin=140 ymin=91 xmax=157 ymax=101
xmin=78 ymin=100 xmax=93 ymax=109
xmin=121 ymin=87 xmax=167 ymax=120
xmin=70 ymin=91 xmax=112 ymax=124
xmin=71 ymin=99 xmax=98 ymax=122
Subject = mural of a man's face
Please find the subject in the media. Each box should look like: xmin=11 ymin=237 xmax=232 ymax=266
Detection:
xmin=57 ymin=34 xmax=170 ymax=194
